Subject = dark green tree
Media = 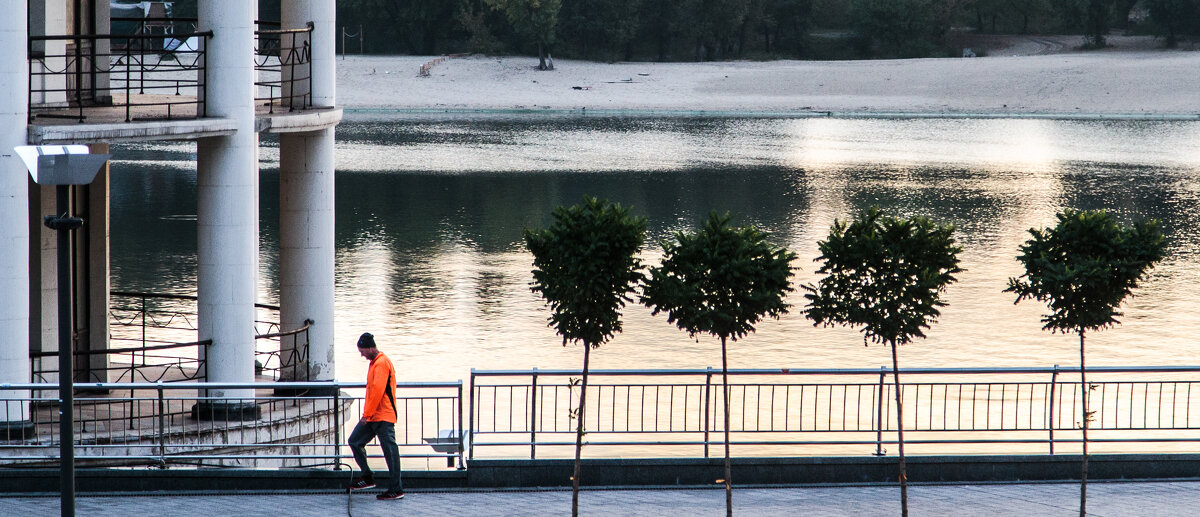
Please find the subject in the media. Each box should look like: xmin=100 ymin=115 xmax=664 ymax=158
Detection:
xmin=851 ymin=0 xmax=955 ymax=57
xmin=559 ymin=0 xmax=643 ymax=60
xmin=336 ymin=0 xmax=461 ymax=54
xmin=641 ymin=212 xmax=796 ymax=517
xmin=486 ymin=0 xmax=562 ymax=69
xmin=804 ymin=207 xmax=962 ymax=517
xmin=1083 ymin=0 xmax=1115 ymax=47
xmin=1005 ymin=209 xmax=1165 ymax=517
xmin=1146 ymin=0 xmax=1200 ymax=47
xmin=524 ymin=197 xmax=646 ymax=517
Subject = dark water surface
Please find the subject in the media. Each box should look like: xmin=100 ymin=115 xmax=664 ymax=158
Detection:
xmin=110 ymin=117 xmax=1200 ymax=384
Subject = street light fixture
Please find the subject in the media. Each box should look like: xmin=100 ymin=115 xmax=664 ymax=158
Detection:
xmin=15 ymin=145 xmax=110 ymax=517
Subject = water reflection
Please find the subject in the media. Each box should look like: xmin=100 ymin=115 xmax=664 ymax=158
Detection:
xmin=109 ymin=117 xmax=1200 ymax=385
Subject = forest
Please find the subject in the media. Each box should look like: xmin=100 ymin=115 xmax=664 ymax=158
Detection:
xmin=163 ymin=0 xmax=1199 ymax=61
xmin=329 ymin=0 xmax=1200 ymax=61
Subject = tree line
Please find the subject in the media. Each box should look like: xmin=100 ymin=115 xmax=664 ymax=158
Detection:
xmin=333 ymin=0 xmax=1200 ymax=61
xmin=526 ymin=197 xmax=1165 ymax=516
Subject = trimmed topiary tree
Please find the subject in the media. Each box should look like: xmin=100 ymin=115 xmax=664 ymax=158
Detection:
xmin=641 ymin=211 xmax=796 ymax=517
xmin=804 ymin=207 xmax=962 ymax=517
xmin=523 ymin=196 xmax=646 ymax=517
xmin=1006 ymin=209 xmax=1165 ymax=517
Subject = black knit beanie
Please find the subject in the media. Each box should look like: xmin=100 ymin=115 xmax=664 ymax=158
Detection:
xmin=356 ymin=332 xmax=376 ymax=349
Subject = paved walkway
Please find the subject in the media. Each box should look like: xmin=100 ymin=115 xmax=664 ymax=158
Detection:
xmin=2 ymin=481 xmax=1198 ymax=516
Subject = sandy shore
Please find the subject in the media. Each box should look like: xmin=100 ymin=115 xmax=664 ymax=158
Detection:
xmin=335 ymin=36 xmax=1198 ymax=116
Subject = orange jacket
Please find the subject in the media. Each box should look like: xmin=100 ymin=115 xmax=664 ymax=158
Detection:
xmin=362 ymin=352 xmax=397 ymax=423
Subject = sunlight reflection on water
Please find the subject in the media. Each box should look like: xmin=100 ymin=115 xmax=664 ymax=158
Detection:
xmin=111 ymin=117 xmax=1200 ymax=388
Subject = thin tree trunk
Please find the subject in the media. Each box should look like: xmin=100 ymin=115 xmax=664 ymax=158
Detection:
xmin=572 ymin=343 xmax=592 ymax=517
xmin=537 ymin=42 xmax=547 ymax=70
xmin=1080 ymin=329 xmax=1088 ymax=517
xmin=891 ymin=340 xmax=909 ymax=517
xmin=721 ymin=335 xmax=732 ymax=517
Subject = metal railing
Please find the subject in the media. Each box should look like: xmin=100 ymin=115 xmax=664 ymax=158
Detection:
xmin=255 ymin=21 xmax=314 ymax=112
xmin=468 ymin=366 xmax=1200 ymax=459
xmin=29 ymin=29 xmax=212 ymax=122
xmin=30 ymin=292 xmax=307 ymax=384
xmin=0 ymin=381 xmax=464 ymax=470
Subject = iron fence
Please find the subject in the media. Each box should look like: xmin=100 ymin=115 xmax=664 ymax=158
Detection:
xmin=29 ymin=29 xmax=212 ymax=122
xmin=0 ymin=381 xmax=464 ymax=470
xmin=31 ymin=292 xmax=307 ymax=384
xmin=255 ymin=21 xmax=314 ymax=112
xmin=468 ymin=366 xmax=1200 ymax=459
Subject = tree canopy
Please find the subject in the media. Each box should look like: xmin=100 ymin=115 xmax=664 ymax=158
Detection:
xmin=804 ymin=207 xmax=962 ymax=346
xmin=642 ymin=212 xmax=796 ymax=343
xmin=1006 ymin=209 xmax=1166 ymax=334
xmin=524 ymin=196 xmax=646 ymax=348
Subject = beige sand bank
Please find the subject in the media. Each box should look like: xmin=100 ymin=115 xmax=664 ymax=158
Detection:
xmin=335 ymin=37 xmax=1198 ymax=116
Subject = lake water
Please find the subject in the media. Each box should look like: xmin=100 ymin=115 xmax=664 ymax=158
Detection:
xmin=110 ymin=117 xmax=1200 ymax=386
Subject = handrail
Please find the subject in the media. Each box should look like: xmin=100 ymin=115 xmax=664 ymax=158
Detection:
xmin=33 ymin=30 xmax=214 ymax=42
xmin=28 ymin=339 xmax=212 ymax=359
xmin=471 ymin=366 xmax=1200 ymax=377
xmin=111 ymin=290 xmax=281 ymax=311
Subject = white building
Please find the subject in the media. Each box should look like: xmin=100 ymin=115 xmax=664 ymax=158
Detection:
xmin=0 ymin=0 xmax=341 ymax=434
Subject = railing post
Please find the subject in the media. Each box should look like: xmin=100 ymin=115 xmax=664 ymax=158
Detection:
xmin=874 ymin=366 xmax=887 ymax=456
xmin=456 ymin=380 xmax=465 ymax=469
xmin=1048 ymin=364 xmax=1059 ymax=455
xmin=530 ymin=368 xmax=538 ymax=459
xmin=468 ymin=369 xmax=477 ymax=460
xmin=157 ymin=382 xmax=166 ymax=466
xmin=333 ymin=387 xmax=342 ymax=470
xmin=140 ymin=295 xmax=147 ymax=366
xmin=703 ymin=367 xmax=712 ymax=458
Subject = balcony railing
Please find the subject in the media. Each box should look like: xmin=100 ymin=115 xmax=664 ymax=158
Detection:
xmin=29 ymin=292 xmax=308 ymax=384
xmin=255 ymin=21 xmax=314 ymax=112
xmin=28 ymin=18 xmax=318 ymax=125
xmin=29 ymin=30 xmax=212 ymax=123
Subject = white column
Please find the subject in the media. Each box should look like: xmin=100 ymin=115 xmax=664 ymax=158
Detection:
xmin=279 ymin=1 xmax=337 ymax=384
xmin=0 ymin=0 xmax=32 ymax=434
xmin=196 ymin=0 xmax=259 ymax=415
xmin=278 ymin=131 xmax=335 ymax=382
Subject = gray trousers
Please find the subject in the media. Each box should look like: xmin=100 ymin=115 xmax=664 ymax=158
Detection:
xmin=348 ymin=420 xmax=403 ymax=491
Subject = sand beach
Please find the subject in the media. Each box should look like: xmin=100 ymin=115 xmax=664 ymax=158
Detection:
xmin=335 ymin=35 xmax=1198 ymax=117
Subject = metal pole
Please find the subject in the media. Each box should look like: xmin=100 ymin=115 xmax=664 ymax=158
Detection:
xmin=875 ymin=366 xmax=886 ymax=456
xmin=703 ymin=367 xmax=712 ymax=458
xmin=53 ymin=185 xmax=76 ymax=517
xmin=1048 ymin=364 xmax=1059 ymax=455
xmin=468 ymin=369 xmax=476 ymax=460
xmin=333 ymin=388 xmax=341 ymax=470
xmin=157 ymin=382 xmax=166 ymax=464
xmin=530 ymin=368 xmax=538 ymax=459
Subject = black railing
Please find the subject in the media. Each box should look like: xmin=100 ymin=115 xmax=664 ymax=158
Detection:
xmin=28 ymin=30 xmax=212 ymax=123
xmin=30 ymin=292 xmax=308 ymax=384
xmin=255 ymin=21 xmax=314 ymax=112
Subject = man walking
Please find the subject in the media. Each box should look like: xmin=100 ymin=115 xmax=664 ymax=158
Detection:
xmin=347 ymin=332 xmax=405 ymax=500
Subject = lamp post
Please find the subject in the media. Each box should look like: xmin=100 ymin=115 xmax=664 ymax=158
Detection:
xmin=15 ymin=145 xmax=109 ymax=517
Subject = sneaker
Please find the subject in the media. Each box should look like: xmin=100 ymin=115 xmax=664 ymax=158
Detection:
xmin=376 ymin=490 xmax=405 ymax=500
xmin=348 ymin=477 xmax=376 ymax=491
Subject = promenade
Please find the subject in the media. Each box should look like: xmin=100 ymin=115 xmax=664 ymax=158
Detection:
xmin=2 ymin=480 xmax=1199 ymax=516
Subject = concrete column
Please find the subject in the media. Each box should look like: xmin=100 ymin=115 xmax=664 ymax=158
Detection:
xmin=195 ymin=0 xmax=260 ymax=419
xmin=279 ymin=1 xmax=336 ymax=387
xmin=0 ymin=0 xmax=33 ymax=437
xmin=278 ymin=131 xmax=335 ymax=384
xmin=80 ymin=144 xmax=109 ymax=382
